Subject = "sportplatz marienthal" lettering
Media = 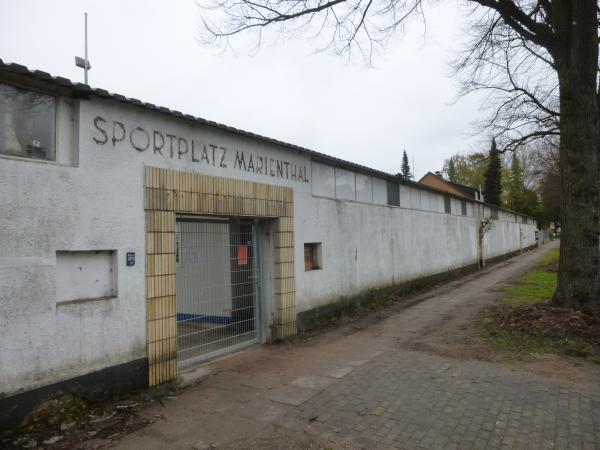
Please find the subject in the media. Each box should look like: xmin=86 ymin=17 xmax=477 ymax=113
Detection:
xmin=92 ymin=116 xmax=310 ymax=183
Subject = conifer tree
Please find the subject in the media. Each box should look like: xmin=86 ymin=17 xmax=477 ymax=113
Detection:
xmin=483 ymin=139 xmax=502 ymax=206
xmin=401 ymin=150 xmax=412 ymax=180
xmin=507 ymin=153 xmax=525 ymax=211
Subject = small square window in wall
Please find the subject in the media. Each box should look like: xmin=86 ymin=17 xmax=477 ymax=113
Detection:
xmin=304 ymin=243 xmax=322 ymax=271
xmin=461 ymin=200 xmax=467 ymax=216
xmin=0 ymin=83 xmax=56 ymax=161
xmin=444 ymin=196 xmax=451 ymax=214
xmin=386 ymin=181 xmax=400 ymax=206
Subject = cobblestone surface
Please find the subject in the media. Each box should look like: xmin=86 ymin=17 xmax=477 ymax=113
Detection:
xmin=283 ymin=350 xmax=600 ymax=449
xmin=115 ymin=243 xmax=600 ymax=450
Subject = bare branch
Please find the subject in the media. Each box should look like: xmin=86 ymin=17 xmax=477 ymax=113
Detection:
xmin=197 ymin=0 xmax=596 ymax=157
xmin=470 ymin=0 xmax=556 ymax=50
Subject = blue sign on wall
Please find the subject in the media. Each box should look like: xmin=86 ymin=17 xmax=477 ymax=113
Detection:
xmin=126 ymin=252 xmax=135 ymax=267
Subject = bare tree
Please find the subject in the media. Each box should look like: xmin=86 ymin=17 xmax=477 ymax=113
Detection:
xmin=452 ymin=5 xmax=560 ymax=154
xmin=200 ymin=0 xmax=600 ymax=313
xmin=511 ymin=135 xmax=559 ymax=188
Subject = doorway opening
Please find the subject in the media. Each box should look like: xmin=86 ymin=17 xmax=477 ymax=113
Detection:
xmin=175 ymin=217 xmax=261 ymax=367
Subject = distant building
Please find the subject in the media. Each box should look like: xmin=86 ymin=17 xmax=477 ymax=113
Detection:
xmin=419 ymin=171 xmax=482 ymax=202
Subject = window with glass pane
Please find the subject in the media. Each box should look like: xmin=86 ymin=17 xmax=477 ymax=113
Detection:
xmin=386 ymin=181 xmax=399 ymax=206
xmin=444 ymin=196 xmax=451 ymax=214
xmin=0 ymin=83 xmax=56 ymax=161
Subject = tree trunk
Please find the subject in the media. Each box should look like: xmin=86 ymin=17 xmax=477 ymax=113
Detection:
xmin=551 ymin=0 xmax=600 ymax=313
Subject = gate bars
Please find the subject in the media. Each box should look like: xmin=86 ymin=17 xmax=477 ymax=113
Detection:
xmin=144 ymin=166 xmax=296 ymax=386
xmin=175 ymin=220 xmax=260 ymax=364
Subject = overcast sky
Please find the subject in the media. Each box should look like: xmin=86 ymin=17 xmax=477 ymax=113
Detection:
xmin=0 ymin=0 xmax=488 ymax=178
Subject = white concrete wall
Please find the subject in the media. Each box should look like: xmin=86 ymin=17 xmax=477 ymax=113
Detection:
xmin=0 ymin=95 xmax=313 ymax=397
xmin=294 ymin=188 xmax=537 ymax=312
xmin=0 ymin=91 xmax=537 ymax=397
xmin=176 ymin=221 xmax=232 ymax=318
xmin=55 ymin=250 xmax=117 ymax=302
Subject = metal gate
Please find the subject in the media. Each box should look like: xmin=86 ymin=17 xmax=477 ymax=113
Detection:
xmin=175 ymin=217 xmax=260 ymax=366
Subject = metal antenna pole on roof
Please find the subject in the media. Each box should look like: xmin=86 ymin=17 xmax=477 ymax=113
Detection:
xmin=85 ymin=12 xmax=88 ymax=84
xmin=74 ymin=12 xmax=91 ymax=84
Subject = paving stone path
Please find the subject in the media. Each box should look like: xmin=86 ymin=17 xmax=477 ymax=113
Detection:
xmin=286 ymin=351 xmax=600 ymax=450
xmin=113 ymin=241 xmax=600 ymax=450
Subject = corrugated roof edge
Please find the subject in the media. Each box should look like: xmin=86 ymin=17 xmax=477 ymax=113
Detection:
xmin=0 ymin=58 xmax=535 ymax=222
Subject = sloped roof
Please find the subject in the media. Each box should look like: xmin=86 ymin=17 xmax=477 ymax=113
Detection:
xmin=0 ymin=58 xmax=402 ymax=182
xmin=0 ymin=58 xmax=533 ymax=220
xmin=419 ymin=172 xmax=480 ymax=199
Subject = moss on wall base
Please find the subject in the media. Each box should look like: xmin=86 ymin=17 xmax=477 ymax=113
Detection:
xmin=297 ymin=245 xmax=538 ymax=332
xmin=0 ymin=358 xmax=148 ymax=433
